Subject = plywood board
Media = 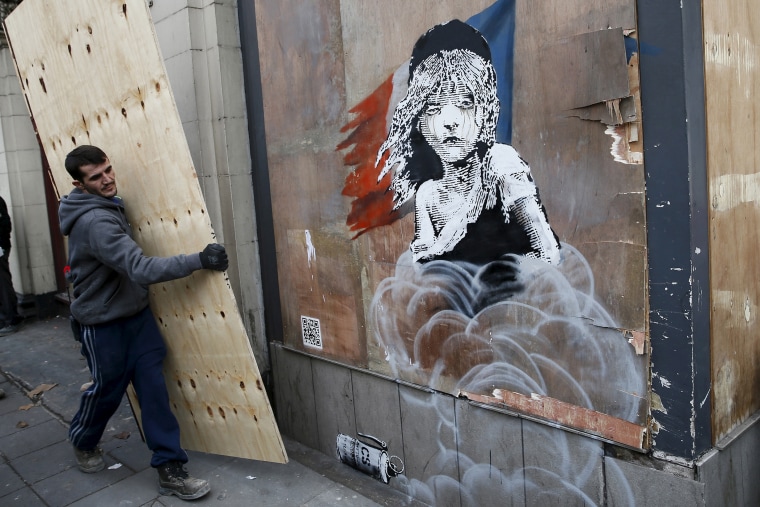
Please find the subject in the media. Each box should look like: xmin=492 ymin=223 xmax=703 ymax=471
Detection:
xmin=703 ymin=0 xmax=760 ymax=442
xmin=512 ymin=0 xmax=645 ymax=331
xmin=4 ymin=0 xmax=286 ymax=462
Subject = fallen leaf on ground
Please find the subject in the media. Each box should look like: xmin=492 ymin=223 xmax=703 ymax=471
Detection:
xmin=18 ymin=403 xmax=35 ymax=411
xmin=16 ymin=421 xmax=28 ymax=428
xmin=29 ymin=383 xmax=58 ymax=398
xmin=114 ymin=431 xmax=131 ymax=440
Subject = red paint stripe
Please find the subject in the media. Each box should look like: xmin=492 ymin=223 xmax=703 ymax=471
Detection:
xmin=337 ymin=75 xmax=400 ymax=237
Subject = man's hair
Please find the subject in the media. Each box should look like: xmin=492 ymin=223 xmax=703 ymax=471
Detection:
xmin=65 ymin=145 xmax=107 ymax=181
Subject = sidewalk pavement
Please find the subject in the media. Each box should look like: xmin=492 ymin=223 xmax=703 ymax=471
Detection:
xmin=0 ymin=314 xmax=419 ymax=507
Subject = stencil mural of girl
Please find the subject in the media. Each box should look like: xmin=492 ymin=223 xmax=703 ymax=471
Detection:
xmin=378 ymin=20 xmax=561 ymax=266
xmin=340 ymin=17 xmax=645 ymax=425
xmin=336 ymin=11 xmax=645 ymax=504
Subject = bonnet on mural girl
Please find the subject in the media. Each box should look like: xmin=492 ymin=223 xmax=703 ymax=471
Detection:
xmin=377 ymin=19 xmax=561 ymax=267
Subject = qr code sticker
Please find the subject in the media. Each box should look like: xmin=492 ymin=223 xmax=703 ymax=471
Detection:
xmin=301 ymin=315 xmax=323 ymax=349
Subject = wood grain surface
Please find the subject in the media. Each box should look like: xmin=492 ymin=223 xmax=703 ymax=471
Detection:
xmin=703 ymin=0 xmax=760 ymax=442
xmin=4 ymin=0 xmax=286 ymax=462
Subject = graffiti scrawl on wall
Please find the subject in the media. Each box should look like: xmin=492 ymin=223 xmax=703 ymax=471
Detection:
xmin=338 ymin=3 xmax=647 ymax=436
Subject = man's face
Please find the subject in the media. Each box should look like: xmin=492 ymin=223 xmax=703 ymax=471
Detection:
xmin=74 ymin=158 xmax=117 ymax=198
xmin=419 ymin=80 xmax=481 ymax=164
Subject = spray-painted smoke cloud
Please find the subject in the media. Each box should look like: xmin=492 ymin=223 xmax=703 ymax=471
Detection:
xmin=371 ymin=243 xmax=646 ymax=422
xmin=370 ymin=244 xmax=643 ymax=504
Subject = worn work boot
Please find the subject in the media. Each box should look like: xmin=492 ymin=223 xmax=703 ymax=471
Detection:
xmin=73 ymin=445 xmax=105 ymax=473
xmin=157 ymin=461 xmax=210 ymax=500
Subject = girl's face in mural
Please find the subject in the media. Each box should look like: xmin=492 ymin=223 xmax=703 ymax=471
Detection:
xmin=419 ymin=80 xmax=481 ymax=165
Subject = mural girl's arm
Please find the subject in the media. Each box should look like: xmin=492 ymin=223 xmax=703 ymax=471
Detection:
xmin=511 ymin=195 xmax=561 ymax=265
xmin=410 ymin=184 xmax=440 ymax=262
xmin=411 ymin=181 xmax=471 ymax=262
xmin=485 ymin=144 xmax=561 ymax=265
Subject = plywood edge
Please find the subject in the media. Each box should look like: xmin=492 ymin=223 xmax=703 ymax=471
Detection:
xmin=460 ymin=389 xmax=647 ymax=449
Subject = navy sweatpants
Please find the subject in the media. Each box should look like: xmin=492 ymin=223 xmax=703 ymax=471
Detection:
xmin=68 ymin=306 xmax=187 ymax=467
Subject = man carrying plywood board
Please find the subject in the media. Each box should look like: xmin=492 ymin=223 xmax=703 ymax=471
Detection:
xmin=61 ymin=144 xmax=229 ymax=500
xmin=3 ymin=0 xmax=287 ymax=496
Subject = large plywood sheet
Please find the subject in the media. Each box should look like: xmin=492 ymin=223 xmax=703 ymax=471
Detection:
xmin=4 ymin=0 xmax=286 ymax=462
xmin=703 ymin=0 xmax=760 ymax=442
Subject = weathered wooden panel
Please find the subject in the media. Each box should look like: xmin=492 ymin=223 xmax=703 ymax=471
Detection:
xmin=703 ymin=0 xmax=760 ymax=441
xmin=254 ymin=0 xmax=495 ymax=357
xmin=513 ymin=0 xmax=645 ymax=331
xmin=4 ymin=0 xmax=286 ymax=462
xmin=256 ymin=0 xmax=648 ymax=445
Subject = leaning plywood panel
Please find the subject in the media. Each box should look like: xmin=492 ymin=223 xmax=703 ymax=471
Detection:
xmin=4 ymin=0 xmax=286 ymax=462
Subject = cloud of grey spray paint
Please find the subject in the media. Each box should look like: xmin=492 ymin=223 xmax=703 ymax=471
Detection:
xmin=369 ymin=244 xmax=643 ymax=505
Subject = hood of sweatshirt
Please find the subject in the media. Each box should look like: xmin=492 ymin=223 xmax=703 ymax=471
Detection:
xmin=59 ymin=188 xmax=123 ymax=236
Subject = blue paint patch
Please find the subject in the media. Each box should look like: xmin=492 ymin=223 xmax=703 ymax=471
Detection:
xmin=625 ymin=35 xmax=638 ymax=62
xmin=467 ymin=0 xmax=516 ymax=144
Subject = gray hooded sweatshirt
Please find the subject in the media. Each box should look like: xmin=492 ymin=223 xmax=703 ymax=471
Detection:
xmin=59 ymin=188 xmax=203 ymax=325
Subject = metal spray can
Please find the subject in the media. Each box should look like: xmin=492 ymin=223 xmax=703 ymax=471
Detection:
xmin=336 ymin=432 xmax=404 ymax=484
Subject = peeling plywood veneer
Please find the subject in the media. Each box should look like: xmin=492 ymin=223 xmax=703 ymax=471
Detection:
xmin=515 ymin=13 xmax=648 ymax=335
xmin=560 ymin=30 xmax=644 ymax=165
xmin=710 ymin=172 xmax=760 ymax=212
xmin=628 ymin=330 xmax=647 ymax=355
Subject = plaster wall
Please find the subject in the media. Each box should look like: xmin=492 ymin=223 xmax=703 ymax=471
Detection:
xmin=0 ymin=48 xmax=55 ymax=298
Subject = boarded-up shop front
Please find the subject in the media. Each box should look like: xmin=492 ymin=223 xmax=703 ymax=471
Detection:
xmin=243 ymin=0 xmax=759 ymax=504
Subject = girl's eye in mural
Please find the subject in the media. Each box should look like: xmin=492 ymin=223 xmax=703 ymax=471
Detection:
xmin=457 ymin=95 xmax=475 ymax=110
xmin=424 ymin=103 xmax=442 ymax=116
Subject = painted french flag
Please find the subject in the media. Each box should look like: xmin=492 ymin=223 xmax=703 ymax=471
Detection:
xmin=338 ymin=0 xmax=516 ymax=238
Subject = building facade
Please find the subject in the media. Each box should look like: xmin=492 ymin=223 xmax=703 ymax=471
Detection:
xmin=0 ymin=0 xmax=758 ymax=505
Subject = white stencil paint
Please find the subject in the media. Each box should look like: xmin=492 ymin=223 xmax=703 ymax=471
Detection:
xmin=304 ymin=230 xmax=317 ymax=267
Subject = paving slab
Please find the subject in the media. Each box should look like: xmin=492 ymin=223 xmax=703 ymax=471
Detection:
xmin=0 ymin=316 xmax=416 ymax=506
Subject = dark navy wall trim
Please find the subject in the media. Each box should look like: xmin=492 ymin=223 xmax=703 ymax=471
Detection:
xmin=636 ymin=0 xmax=711 ymax=458
xmin=238 ymin=3 xmax=284 ymax=351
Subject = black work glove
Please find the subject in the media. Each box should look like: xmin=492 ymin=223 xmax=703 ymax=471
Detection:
xmin=199 ymin=243 xmax=228 ymax=271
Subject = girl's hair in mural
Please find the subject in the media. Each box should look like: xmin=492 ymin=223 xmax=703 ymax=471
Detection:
xmin=377 ymin=20 xmax=499 ymax=209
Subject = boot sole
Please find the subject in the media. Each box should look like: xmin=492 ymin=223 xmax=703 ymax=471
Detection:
xmin=78 ymin=461 xmax=105 ymax=473
xmin=159 ymin=482 xmax=211 ymax=500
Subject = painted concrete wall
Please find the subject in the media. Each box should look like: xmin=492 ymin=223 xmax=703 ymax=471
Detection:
xmin=0 ymin=49 xmax=56 ymax=298
xmin=272 ymin=344 xmax=718 ymax=506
